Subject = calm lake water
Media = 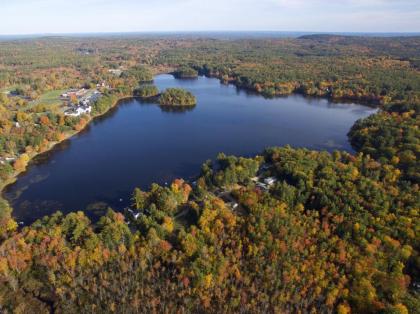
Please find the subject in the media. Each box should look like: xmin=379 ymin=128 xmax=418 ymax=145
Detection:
xmin=4 ymin=74 xmax=377 ymax=224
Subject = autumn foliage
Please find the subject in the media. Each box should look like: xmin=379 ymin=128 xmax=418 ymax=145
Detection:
xmin=0 ymin=35 xmax=419 ymax=313
xmin=0 ymin=147 xmax=418 ymax=313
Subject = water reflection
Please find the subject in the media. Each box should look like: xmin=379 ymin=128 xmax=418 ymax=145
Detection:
xmin=159 ymin=105 xmax=196 ymax=113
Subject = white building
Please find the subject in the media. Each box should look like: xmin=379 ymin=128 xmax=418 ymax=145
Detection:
xmin=65 ymin=106 xmax=92 ymax=117
xmin=256 ymin=182 xmax=269 ymax=191
xmin=5 ymin=157 xmax=16 ymax=162
xmin=228 ymin=202 xmax=239 ymax=210
xmin=264 ymin=177 xmax=277 ymax=186
xmin=108 ymin=69 xmax=122 ymax=76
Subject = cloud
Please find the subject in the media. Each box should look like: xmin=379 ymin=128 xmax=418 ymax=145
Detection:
xmin=0 ymin=0 xmax=419 ymax=34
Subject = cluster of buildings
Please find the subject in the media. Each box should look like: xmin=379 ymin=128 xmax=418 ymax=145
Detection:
xmin=123 ymin=164 xmax=279 ymax=225
xmin=64 ymin=106 xmax=92 ymax=117
xmin=61 ymin=88 xmax=88 ymax=99
xmin=96 ymin=81 xmax=110 ymax=89
xmin=62 ymin=88 xmax=102 ymax=117
xmin=215 ymin=166 xmax=278 ymax=212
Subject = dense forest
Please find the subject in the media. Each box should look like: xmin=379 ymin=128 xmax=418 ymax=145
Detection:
xmin=173 ymin=66 xmax=199 ymax=79
xmin=133 ymin=85 xmax=159 ymax=99
xmin=349 ymin=103 xmax=419 ymax=183
xmin=1 ymin=147 xmax=418 ymax=313
xmin=0 ymin=34 xmax=418 ymax=313
xmin=159 ymin=88 xmax=197 ymax=106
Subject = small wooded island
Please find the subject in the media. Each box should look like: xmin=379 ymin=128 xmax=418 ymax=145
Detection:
xmin=134 ymin=85 xmax=197 ymax=107
xmin=158 ymin=88 xmax=197 ymax=106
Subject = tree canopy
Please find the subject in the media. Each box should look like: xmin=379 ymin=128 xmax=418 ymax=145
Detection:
xmin=159 ymin=88 xmax=197 ymax=106
xmin=0 ymin=34 xmax=418 ymax=313
xmin=123 ymin=65 xmax=153 ymax=83
xmin=0 ymin=147 xmax=419 ymax=313
xmin=133 ymin=84 xmax=159 ymax=98
xmin=173 ymin=66 xmax=199 ymax=79
xmin=349 ymin=103 xmax=419 ymax=183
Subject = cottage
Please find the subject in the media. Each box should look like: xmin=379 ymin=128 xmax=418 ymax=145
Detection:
xmin=260 ymin=164 xmax=270 ymax=171
xmin=96 ymin=82 xmax=108 ymax=88
xmin=108 ymin=69 xmax=122 ymax=76
xmin=61 ymin=89 xmax=78 ymax=98
xmin=251 ymin=176 xmax=259 ymax=182
xmin=80 ymin=98 xmax=90 ymax=106
xmin=228 ymin=202 xmax=239 ymax=210
xmin=0 ymin=155 xmax=15 ymax=164
xmin=264 ymin=177 xmax=277 ymax=186
xmin=256 ymin=182 xmax=269 ymax=191
xmin=61 ymin=88 xmax=87 ymax=99
xmin=76 ymin=89 xmax=87 ymax=97
xmin=5 ymin=157 xmax=16 ymax=162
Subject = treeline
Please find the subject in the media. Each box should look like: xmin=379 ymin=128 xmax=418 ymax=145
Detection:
xmin=91 ymin=86 xmax=133 ymax=115
xmin=1 ymin=36 xmax=419 ymax=105
xmin=349 ymin=103 xmax=419 ymax=183
xmin=154 ymin=37 xmax=420 ymax=104
xmin=133 ymin=85 xmax=159 ymax=98
xmin=122 ymin=65 xmax=153 ymax=83
xmin=188 ymin=58 xmax=419 ymax=104
xmin=173 ymin=66 xmax=199 ymax=79
xmin=0 ymin=147 xmax=418 ymax=313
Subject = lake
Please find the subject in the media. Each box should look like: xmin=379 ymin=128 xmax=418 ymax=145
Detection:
xmin=4 ymin=74 xmax=377 ymax=225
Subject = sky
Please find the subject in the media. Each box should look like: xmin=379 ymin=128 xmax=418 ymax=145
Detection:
xmin=1 ymin=0 xmax=419 ymax=35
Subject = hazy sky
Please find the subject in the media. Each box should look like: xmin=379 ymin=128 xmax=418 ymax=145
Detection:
xmin=1 ymin=0 xmax=419 ymax=34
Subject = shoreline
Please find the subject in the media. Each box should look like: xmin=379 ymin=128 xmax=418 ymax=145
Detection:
xmin=162 ymin=71 xmax=383 ymax=108
xmin=1 ymin=72 xmax=379 ymax=225
xmin=202 ymin=73 xmax=384 ymax=107
xmin=0 ymin=93 xmax=134 ymax=214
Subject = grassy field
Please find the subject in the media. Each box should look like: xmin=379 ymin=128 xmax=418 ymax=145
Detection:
xmin=24 ymin=89 xmax=67 ymax=112
xmin=30 ymin=89 xmax=66 ymax=105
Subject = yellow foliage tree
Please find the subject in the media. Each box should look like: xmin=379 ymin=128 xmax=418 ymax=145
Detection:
xmin=13 ymin=153 xmax=30 ymax=172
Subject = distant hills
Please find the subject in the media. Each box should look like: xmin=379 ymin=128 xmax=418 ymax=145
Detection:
xmin=1 ymin=31 xmax=419 ymax=41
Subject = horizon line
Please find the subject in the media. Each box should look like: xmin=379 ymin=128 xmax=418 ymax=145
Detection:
xmin=1 ymin=30 xmax=420 ymax=37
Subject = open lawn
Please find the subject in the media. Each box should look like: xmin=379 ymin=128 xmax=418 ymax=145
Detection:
xmin=31 ymin=89 xmax=66 ymax=105
xmin=24 ymin=89 xmax=67 ymax=112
